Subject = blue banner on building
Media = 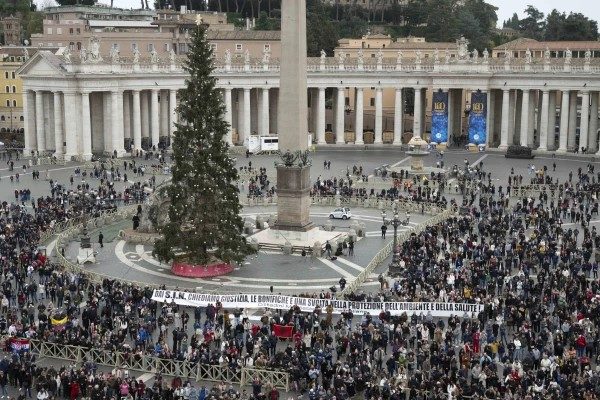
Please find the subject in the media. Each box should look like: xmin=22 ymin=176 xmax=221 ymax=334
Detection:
xmin=431 ymin=91 xmax=449 ymax=143
xmin=468 ymin=91 xmax=487 ymax=145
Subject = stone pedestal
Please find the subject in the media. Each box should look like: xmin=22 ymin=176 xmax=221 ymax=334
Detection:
xmin=274 ymin=165 xmax=314 ymax=231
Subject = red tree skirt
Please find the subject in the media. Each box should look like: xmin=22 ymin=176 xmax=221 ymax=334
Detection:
xmin=171 ymin=261 xmax=234 ymax=278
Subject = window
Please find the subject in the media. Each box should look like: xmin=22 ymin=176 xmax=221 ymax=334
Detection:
xmin=4 ymin=72 xmax=7 ymax=79
xmin=4 ymin=86 xmax=8 ymax=93
xmin=264 ymin=44 xmax=270 ymax=52
xmin=19 ymin=116 xmax=23 ymax=121
xmin=147 ymin=43 xmax=154 ymax=52
xmin=235 ymin=44 xmax=242 ymax=51
xmin=345 ymin=97 xmax=349 ymax=106
xmin=370 ymin=98 xmax=375 ymax=107
xmin=47 ymin=27 xmax=53 ymax=34
xmin=111 ymin=43 xmax=119 ymax=50
xmin=210 ymin=43 xmax=217 ymax=51
xmin=164 ymin=43 xmax=170 ymax=52
xmin=0 ymin=116 xmax=4 ymax=121
xmin=57 ymin=28 xmax=62 ymax=34
xmin=69 ymin=28 xmax=73 ymax=34
xmin=11 ymin=72 xmax=14 ymax=79
xmin=77 ymin=28 xmax=81 ymax=34
xmin=76 ymin=42 xmax=81 ymax=50
xmin=69 ymin=42 xmax=75 ymax=50
xmin=132 ymin=43 xmax=138 ymax=51
xmin=5 ymin=100 xmax=9 ymax=107
xmin=12 ymin=100 xmax=16 ymax=107
xmin=12 ymin=86 xmax=16 ymax=93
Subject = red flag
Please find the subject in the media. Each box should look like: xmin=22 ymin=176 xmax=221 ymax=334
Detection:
xmin=272 ymin=324 xmax=293 ymax=338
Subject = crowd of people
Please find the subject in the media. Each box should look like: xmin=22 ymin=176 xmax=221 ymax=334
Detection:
xmin=0 ymin=155 xmax=598 ymax=400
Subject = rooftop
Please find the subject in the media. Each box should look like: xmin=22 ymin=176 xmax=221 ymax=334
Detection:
xmin=494 ymin=38 xmax=600 ymax=51
xmin=206 ymin=30 xmax=280 ymax=41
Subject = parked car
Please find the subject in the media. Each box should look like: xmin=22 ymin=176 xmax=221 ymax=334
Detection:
xmin=329 ymin=207 xmax=352 ymax=220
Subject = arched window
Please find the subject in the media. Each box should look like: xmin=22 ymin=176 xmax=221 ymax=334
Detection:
xmin=77 ymin=42 xmax=82 ymax=50
xmin=5 ymin=100 xmax=9 ymax=107
xmin=4 ymin=72 xmax=7 ymax=79
xmin=12 ymin=100 xmax=16 ymax=107
xmin=12 ymin=86 xmax=16 ymax=93
xmin=19 ymin=116 xmax=24 ymax=121
xmin=0 ymin=116 xmax=5 ymax=121
xmin=4 ymin=86 xmax=8 ymax=93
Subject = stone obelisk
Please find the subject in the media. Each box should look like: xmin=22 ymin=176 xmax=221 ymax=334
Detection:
xmin=274 ymin=0 xmax=313 ymax=231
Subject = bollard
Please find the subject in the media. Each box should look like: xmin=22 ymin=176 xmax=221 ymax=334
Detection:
xmin=282 ymin=242 xmax=292 ymax=255
xmin=312 ymin=241 xmax=322 ymax=257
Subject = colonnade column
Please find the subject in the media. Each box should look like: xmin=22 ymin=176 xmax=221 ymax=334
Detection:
xmin=35 ymin=91 xmax=45 ymax=152
xmin=261 ymin=88 xmax=269 ymax=136
xmin=81 ymin=91 xmax=92 ymax=160
xmin=374 ymin=87 xmax=383 ymax=144
xmin=579 ymin=91 xmax=590 ymax=151
xmin=413 ymin=88 xmax=422 ymax=138
xmin=23 ymin=91 xmax=35 ymax=155
xmin=159 ymin=90 xmax=168 ymax=141
xmin=223 ymin=88 xmax=233 ymax=145
xmin=558 ymin=90 xmax=570 ymax=153
xmin=590 ymin=93 xmax=599 ymax=153
xmin=499 ymin=89 xmax=510 ymax=149
xmin=519 ymin=89 xmax=530 ymax=147
xmin=548 ymin=92 xmax=557 ymax=150
xmin=567 ymin=91 xmax=578 ymax=151
xmin=169 ymin=89 xmax=177 ymax=146
xmin=335 ymin=87 xmax=345 ymax=144
xmin=111 ymin=90 xmax=125 ymax=156
xmin=355 ymin=88 xmax=364 ymax=145
xmin=317 ymin=87 xmax=326 ymax=144
xmin=63 ymin=92 xmax=78 ymax=159
xmin=393 ymin=88 xmax=403 ymax=145
xmin=538 ymin=90 xmax=550 ymax=151
xmin=132 ymin=90 xmax=142 ymax=152
xmin=242 ymin=88 xmax=251 ymax=143
xmin=151 ymin=89 xmax=160 ymax=148
xmin=53 ymin=92 xmax=63 ymax=157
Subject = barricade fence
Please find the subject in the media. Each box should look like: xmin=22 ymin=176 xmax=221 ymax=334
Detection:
xmin=7 ymin=337 xmax=289 ymax=391
xmin=241 ymin=195 xmax=447 ymax=215
xmin=510 ymin=184 xmax=565 ymax=199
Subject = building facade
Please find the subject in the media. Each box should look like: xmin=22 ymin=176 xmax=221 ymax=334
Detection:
xmin=17 ymin=44 xmax=600 ymax=159
xmin=493 ymin=38 xmax=600 ymax=59
xmin=1 ymin=15 xmax=22 ymax=46
xmin=30 ymin=5 xmax=279 ymax=59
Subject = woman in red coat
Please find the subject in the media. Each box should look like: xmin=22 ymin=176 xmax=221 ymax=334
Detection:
xmin=69 ymin=381 xmax=80 ymax=400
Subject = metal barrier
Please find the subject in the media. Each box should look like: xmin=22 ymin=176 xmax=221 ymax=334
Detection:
xmin=340 ymin=208 xmax=455 ymax=296
xmin=511 ymin=184 xmax=563 ymax=199
xmin=241 ymin=195 xmax=447 ymax=215
xmin=19 ymin=337 xmax=288 ymax=391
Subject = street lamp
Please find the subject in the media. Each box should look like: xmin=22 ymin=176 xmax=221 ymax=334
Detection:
xmin=381 ymin=200 xmax=409 ymax=277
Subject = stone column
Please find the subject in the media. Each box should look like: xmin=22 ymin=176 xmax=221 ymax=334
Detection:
xmin=261 ymin=87 xmax=269 ymax=136
xmin=103 ymin=93 xmax=112 ymax=152
xmin=151 ymin=89 xmax=160 ymax=148
xmin=53 ymin=91 xmax=63 ymax=157
xmin=519 ymin=89 xmax=530 ymax=147
xmin=111 ymin=90 xmax=125 ymax=156
xmin=123 ymin=91 xmax=131 ymax=140
xmin=63 ymin=92 xmax=78 ymax=159
xmin=23 ymin=90 xmax=35 ymax=155
xmin=548 ymin=91 xmax=557 ymax=150
xmin=317 ymin=87 xmax=326 ymax=144
xmin=355 ymin=87 xmax=364 ymax=145
xmin=169 ymin=89 xmax=177 ymax=145
xmin=486 ymin=90 xmax=494 ymax=147
xmin=242 ymin=87 xmax=251 ymax=143
xmin=35 ymin=91 xmax=45 ymax=152
xmin=223 ymin=88 xmax=233 ymax=145
xmin=132 ymin=90 xmax=142 ymax=152
xmin=393 ymin=88 xmax=403 ymax=145
xmin=140 ymin=91 xmax=149 ymax=140
xmin=159 ymin=90 xmax=168 ymax=140
xmin=374 ymin=87 xmax=383 ymax=144
xmin=567 ymin=91 xmax=578 ymax=151
xmin=580 ymin=91 xmax=590 ymax=151
xmin=558 ymin=90 xmax=570 ymax=153
xmin=538 ymin=89 xmax=550 ymax=151
xmin=81 ymin=91 xmax=93 ymax=160
xmin=335 ymin=87 xmax=345 ymax=143
xmin=413 ymin=87 xmax=422 ymax=137
xmin=499 ymin=89 xmax=510 ymax=149
xmin=590 ymin=92 xmax=599 ymax=153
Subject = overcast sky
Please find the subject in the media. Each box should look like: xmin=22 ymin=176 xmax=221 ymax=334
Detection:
xmin=38 ymin=0 xmax=600 ymax=27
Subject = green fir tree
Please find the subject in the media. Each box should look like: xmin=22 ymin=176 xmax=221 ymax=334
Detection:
xmin=153 ymin=24 xmax=255 ymax=265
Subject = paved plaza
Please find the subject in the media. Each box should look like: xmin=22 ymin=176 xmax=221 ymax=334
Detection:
xmin=1 ymin=148 xmax=597 ymax=295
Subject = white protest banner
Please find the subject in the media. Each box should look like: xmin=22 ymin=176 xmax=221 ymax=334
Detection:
xmin=151 ymin=290 xmax=484 ymax=317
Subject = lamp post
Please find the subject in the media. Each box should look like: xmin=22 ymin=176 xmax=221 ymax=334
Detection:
xmin=382 ymin=200 xmax=409 ymax=276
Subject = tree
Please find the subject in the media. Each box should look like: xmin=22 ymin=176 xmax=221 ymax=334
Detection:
xmin=544 ymin=9 xmax=565 ymax=41
xmin=560 ymin=12 xmax=598 ymax=41
xmin=306 ymin=0 xmax=339 ymax=57
xmin=503 ymin=13 xmax=520 ymax=30
xmin=153 ymin=24 xmax=254 ymax=265
xmin=518 ymin=5 xmax=545 ymax=40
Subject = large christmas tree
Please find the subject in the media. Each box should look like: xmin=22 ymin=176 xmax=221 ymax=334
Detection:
xmin=153 ymin=24 xmax=254 ymax=265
